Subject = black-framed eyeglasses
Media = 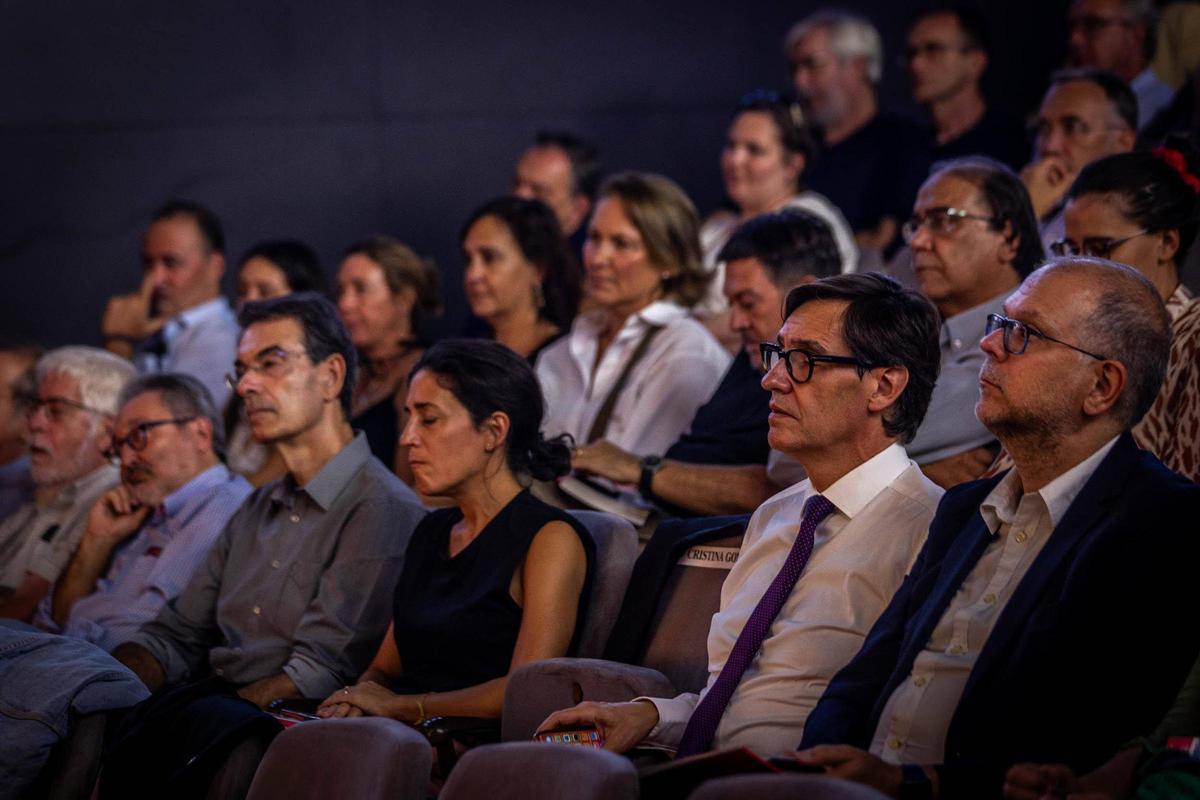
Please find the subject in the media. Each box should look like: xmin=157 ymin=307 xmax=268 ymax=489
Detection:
xmin=26 ymin=396 xmax=105 ymax=422
xmin=225 ymin=347 xmax=309 ymax=391
xmin=760 ymin=342 xmax=874 ymax=384
xmin=105 ymin=417 xmax=197 ymax=459
xmin=901 ymin=207 xmax=998 ymax=243
xmin=1049 ymin=230 xmax=1151 ymax=258
xmin=985 ymin=314 xmax=1108 ymax=361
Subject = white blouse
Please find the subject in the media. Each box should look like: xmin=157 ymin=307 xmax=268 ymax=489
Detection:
xmin=535 ymin=300 xmax=731 ymax=457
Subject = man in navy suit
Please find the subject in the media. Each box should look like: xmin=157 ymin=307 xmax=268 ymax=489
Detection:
xmin=788 ymin=256 xmax=1200 ymax=798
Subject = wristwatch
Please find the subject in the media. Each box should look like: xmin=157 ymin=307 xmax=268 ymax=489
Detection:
xmin=638 ymin=455 xmax=664 ymax=499
xmin=898 ymin=764 xmax=934 ymax=800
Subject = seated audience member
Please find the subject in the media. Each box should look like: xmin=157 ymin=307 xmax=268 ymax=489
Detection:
xmin=1050 ymin=143 xmax=1200 ymax=482
xmin=905 ymin=7 xmax=1028 ymax=169
xmin=317 ymin=340 xmax=592 ymax=722
xmin=0 ymin=342 xmax=40 ymax=521
xmin=37 ymin=373 xmax=252 ymax=651
xmin=538 ymin=273 xmax=943 ymax=755
xmin=0 ymin=347 xmax=134 ymax=621
xmin=536 ymin=172 xmax=730 ymax=457
xmin=336 ymin=236 xmax=441 ymax=481
xmin=512 ymin=130 xmax=602 ymax=249
xmin=902 ymin=156 xmax=1045 ymax=488
xmin=102 ymin=200 xmax=239 ymax=407
xmin=1022 ymin=69 xmax=1136 ymax=248
xmin=571 ymin=209 xmax=842 ymax=516
xmin=793 ymin=258 xmax=1200 ymax=798
xmin=700 ymin=91 xmax=857 ymax=307
xmin=227 ymin=239 xmax=326 ymax=486
xmin=113 ymin=292 xmax=424 ymax=705
xmin=461 ymin=196 xmax=582 ymax=362
xmin=787 ymin=10 xmax=931 ymax=262
xmin=1067 ymin=0 xmax=1173 ymax=130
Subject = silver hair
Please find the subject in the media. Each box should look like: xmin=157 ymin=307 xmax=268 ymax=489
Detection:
xmin=784 ymin=9 xmax=884 ymax=85
xmin=36 ymin=346 xmax=137 ymax=416
xmin=117 ymin=372 xmax=225 ymax=454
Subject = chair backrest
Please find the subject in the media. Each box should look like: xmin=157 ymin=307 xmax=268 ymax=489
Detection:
xmin=245 ymin=718 xmax=431 ymax=800
xmin=441 ymin=742 xmax=637 ymax=800
xmin=567 ymin=510 xmax=639 ymax=658
xmin=692 ymin=774 xmax=892 ymax=800
xmin=640 ymin=531 xmax=746 ymax=693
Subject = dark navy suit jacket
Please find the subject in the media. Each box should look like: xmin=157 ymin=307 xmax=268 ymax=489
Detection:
xmin=801 ymin=433 xmax=1200 ymax=798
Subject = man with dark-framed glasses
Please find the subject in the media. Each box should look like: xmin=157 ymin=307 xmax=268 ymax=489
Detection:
xmin=33 ymin=373 xmax=251 ymax=651
xmin=794 ymin=257 xmax=1200 ymax=798
xmin=0 ymin=346 xmax=134 ymax=621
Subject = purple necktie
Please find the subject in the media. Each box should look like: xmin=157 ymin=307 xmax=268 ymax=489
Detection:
xmin=674 ymin=493 xmax=836 ymax=758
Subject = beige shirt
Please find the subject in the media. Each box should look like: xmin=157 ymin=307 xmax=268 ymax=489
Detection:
xmin=870 ymin=436 xmax=1120 ymax=764
xmin=643 ymin=443 xmax=943 ymax=755
xmin=0 ymin=464 xmax=119 ymax=589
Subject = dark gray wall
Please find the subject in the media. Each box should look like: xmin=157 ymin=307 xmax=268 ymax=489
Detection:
xmin=0 ymin=0 xmax=1068 ymax=346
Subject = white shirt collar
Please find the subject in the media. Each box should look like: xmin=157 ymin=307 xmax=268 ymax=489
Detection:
xmin=821 ymin=442 xmax=912 ymax=520
xmin=175 ymin=297 xmax=230 ymax=329
xmin=982 ymin=435 xmax=1120 ymax=531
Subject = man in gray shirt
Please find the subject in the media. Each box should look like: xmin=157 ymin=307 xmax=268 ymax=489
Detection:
xmin=114 ymin=293 xmax=424 ymax=709
xmin=900 ymin=156 xmax=1045 ymax=488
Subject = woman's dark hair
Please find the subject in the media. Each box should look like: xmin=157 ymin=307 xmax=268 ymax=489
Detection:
xmin=930 ymin=155 xmax=1045 ymax=278
xmin=1067 ymin=136 xmax=1200 ymax=266
xmin=734 ymin=89 xmax=818 ymax=193
xmin=240 ymin=240 xmax=327 ymax=294
xmin=410 ymin=339 xmax=571 ymax=480
xmin=459 ymin=197 xmax=583 ymax=329
xmin=783 ymin=273 xmax=941 ymax=443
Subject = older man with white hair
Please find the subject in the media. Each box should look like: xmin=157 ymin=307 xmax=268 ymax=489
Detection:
xmin=0 ymin=346 xmax=135 ymax=621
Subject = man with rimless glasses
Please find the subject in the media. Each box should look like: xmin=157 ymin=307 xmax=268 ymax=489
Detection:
xmin=32 ymin=373 xmax=251 ymax=652
xmin=0 ymin=347 xmax=134 ymax=621
xmin=792 ymin=258 xmax=1200 ymax=798
xmin=901 ymin=156 xmax=1044 ymax=489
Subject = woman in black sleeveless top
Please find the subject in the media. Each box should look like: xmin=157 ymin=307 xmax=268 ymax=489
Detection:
xmin=318 ymin=339 xmax=592 ymax=722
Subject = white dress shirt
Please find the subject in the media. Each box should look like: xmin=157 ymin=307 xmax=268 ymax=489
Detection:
xmin=535 ymin=301 xmax=730 ymax=457
xmin=135 ymin=297 xmax=239 ymax=408
xmin=870 ymin=436 xmax=1120 ymax=764
xmin=643 ymin=443 xmax=943 ymax=755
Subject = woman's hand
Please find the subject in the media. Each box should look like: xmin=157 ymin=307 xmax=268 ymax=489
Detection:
xmin=317 ymin=681 xmax=416 ymax=720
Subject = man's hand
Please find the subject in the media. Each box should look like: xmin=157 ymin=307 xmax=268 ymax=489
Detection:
xmin=793 ymin=746 xmax=904 ymax=796
xmin=237 ymin=673 xmax=300 ymax=710
xmin=571 ymin=441 xmax=641 ymax=486
xmin=1003 ymin=762 xmax=1082 ymax=799
xmin=112 ymin=642 xmax=166 ymax=693
xmin=536 ymin=700 xmax=659 ymax=754
xmin=102 ymin=273 xmax=164 ymax=346
xmin=1020 ymin=157 xmax=1074 ymax=219
xmin=84 ymin=486 xmax=152 ymax=550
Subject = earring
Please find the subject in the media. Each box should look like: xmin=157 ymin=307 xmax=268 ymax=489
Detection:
xmin=532 ymin=282 xmax=545 ymax=310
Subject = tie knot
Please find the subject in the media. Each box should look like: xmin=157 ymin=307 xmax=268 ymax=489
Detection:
xmin=803 ymin=493 xmax=836 ymax=526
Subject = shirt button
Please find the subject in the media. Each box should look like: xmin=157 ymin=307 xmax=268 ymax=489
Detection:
xmin=271 ymin=560 xmax=281 ymax=569
xmin=914 ymin=676 xmax=927 ymax=688
xmin=290 ymin=513 xmax=300 ymax=523
xmin=888 ymin=737 xmax=902 ymax=751
xmin=952 ymin=338 xmax=963 ymax=349
xmin=1014 ymin=530 xmax=1028 ymax=544
xmin=949 ymin=643 xmax=965 ymax=655
xmin=253 ymin=605 xmax=261 ymax=615
xmin=215 ymin=668 xmax=224 ymax=676
xmin=983 ymin=593 xmax=996 ymax=604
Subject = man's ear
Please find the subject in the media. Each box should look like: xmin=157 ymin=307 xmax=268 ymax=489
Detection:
xmin=997 ymin=222 xmax=1019 ymax=265
xmin=570 ymin=194 xmax=592 ymax=233
xmin=1082 ymin=359 xmax=1127 ymax=418
xmin=866 ymin=365 xmax=910 ymax=417
xmin=207 ymin=251 xmax=226 ymax=283
xmin=190 ymin=416 xmax=215 ymax=452
xmin=320 ymin=354 xmax=347 ymax=404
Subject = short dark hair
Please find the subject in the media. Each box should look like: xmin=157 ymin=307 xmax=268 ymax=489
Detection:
xmin=1067 ymin=137 xmax=1200 ymax=264
xmin=411 ymin=339 xmax=572 ymax=480
xmin=460 ymin=196 xmax=583 ymax=329
xmin=717 ymin=208 xmax=843 ymax=287
xmin=909 ymin=5 xmax=991 ymax=54
xmin=151 ymin=200 xmax=225 ymax=254
xmin=1048 ymin=68 xmax=1138 ymax=133
xmin=734 ymin=89 xmax=818 ymax=192
xmin=237 ymin=292 xmax=357 ymax=418
xmin=783 ymin=273 xmax=941 ymax=443
xmin=534 ymin=131 xmax=603 ymax=200
xmin=929 ymin=155 xmax=1046 ymax=277
xmin=118 ymin=372 xmax=225 ymax=455
xmin=239 ymin=240 xmax=327 ymax=294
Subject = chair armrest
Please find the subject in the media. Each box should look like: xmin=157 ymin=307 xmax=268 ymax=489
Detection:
xmin=501 ymin=657 xmax=676 ymax=742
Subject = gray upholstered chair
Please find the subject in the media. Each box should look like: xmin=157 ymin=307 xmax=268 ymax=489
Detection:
xmin=244 ymin=718 xmax=432 ymax=800
xmin=567 ymin=510 xmax=639 ymax=658
xmin=440 ymin=742 xmax=637 ymax=800
xmin=691 ymin=774 xmax=892 ymax=799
